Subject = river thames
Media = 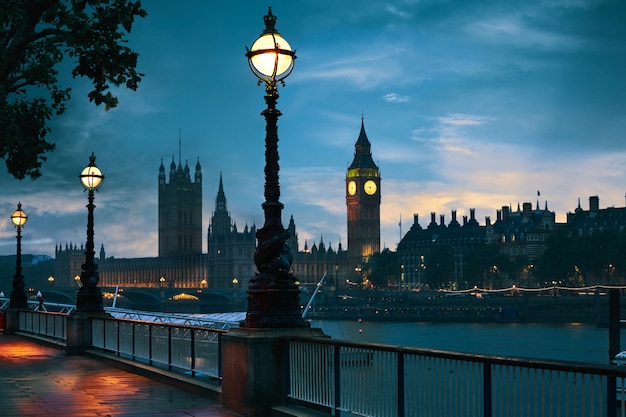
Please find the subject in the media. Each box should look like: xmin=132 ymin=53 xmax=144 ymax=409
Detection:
xmin=311 ymin=319 xmax=626 ymax=365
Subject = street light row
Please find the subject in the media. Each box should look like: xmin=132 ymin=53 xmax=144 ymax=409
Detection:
xmin=8 ymin=153 xmax=105 ymax=313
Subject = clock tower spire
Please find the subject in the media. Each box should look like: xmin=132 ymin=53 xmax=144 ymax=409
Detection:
xmin=346 ymin=118 xmax=381 ymax=272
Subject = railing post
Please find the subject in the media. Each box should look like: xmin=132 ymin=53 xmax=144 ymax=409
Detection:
xmin=607 ymin=376 xmax=617 ymax=417
xmin=334 ymin=345 xmax=341 ymax=416
xmin=116 ymin=320 xmax=120 ymax=356
xmin=148 ymin=325 xmax=153 ymax=365
xmin=218 ymin=332 xmax=223 ymax=383
xmin=102 ymin=318 xmax=107 ymax=349
xmin=190 ymin=329 xmax=196 ymax=377
xmin=398 ymin=352 xmax=405 ymax=417
xmin=132 ymin=322 xmax=136 ymax=360
xmin=283 ymin=338 xmax=291 ymax=402
xmin=483 ymin=362 xmax=492 ymax=417
xmin=168 ymin=326 xmax=172 ymax=371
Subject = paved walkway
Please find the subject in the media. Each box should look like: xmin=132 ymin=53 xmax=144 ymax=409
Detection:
xmin=0 ymin=334 xmax=242 ymax=417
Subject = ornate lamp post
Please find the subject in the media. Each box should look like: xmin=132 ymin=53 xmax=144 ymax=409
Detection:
xmin=243 ymin=7 xmax=307 ymax=328
xmin=76 ymin=152 xmax=105 ymax=313
xmin=9 ymin=202 xmax=28 ymax=309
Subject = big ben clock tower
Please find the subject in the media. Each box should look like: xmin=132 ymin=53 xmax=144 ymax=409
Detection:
xmin=346 ymin=118 xmax=381 ymax=268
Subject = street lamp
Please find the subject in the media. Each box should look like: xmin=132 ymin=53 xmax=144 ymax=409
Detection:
xmin=75 ymin=152 xmax=105 ymax=313
xmin=9 ymin=202 xmax=28 ymax=309
xmin=242 ymin=7 xmax=307 ymax=328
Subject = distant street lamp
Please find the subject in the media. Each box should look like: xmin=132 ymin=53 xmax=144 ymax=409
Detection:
xmin=9 ymin=202 xmax=28 ymax=309
xmin=160 ymin=276 xmax=166 ymax=287
xmin=75 ymin=152 xmax=105 ymax=313
xmin=242 ymin=7 xmax=307 ymax=328
xmin=48 ymin=276 xmax=55 ymax=286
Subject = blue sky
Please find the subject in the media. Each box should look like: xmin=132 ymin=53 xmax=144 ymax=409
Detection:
xmin=1 ymin=0 xmax=625 ymax=260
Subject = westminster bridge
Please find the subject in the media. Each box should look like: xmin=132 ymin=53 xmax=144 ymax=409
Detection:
xmin=30 ymin=286 xmax=249 ymax=313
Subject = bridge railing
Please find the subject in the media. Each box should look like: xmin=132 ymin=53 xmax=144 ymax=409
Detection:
xmin=91 ymin=316 xmax=226 ymax=380
xmin=285 ymin=335 xmax=626 ymax=417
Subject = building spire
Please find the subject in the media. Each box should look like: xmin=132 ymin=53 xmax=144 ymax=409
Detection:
xmin=178 ymin=128 xmax=182 ymax=167
xmin=349 ymin=117 xmax=377 ymax=170
xmin=216 ymin=171 xmax=227 ymax=212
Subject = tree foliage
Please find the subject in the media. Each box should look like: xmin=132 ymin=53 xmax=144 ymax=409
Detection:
xmin=536 ymin=229 xmax=626 ymax=286
xmin=366 ymin=248 xmax=401 ymax=288
xmin=0 ymin=0 xmax=146 ymax=179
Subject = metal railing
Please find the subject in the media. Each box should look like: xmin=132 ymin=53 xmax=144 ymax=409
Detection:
xmin=9 ymin=308 xmax=226 ymax=381
xmin=285 ymin=336 xmax=626 ymax=417
xmin=17 ymin=310 xmax=67 ymax=340
xmin=10 ymin=308 xmax=626 ymax=417
xmin=91 ymin=316 xmax=225 ymax=380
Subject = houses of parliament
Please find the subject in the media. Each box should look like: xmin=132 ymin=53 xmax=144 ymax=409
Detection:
xmin=54 ymin=119 xmax=626 ymax=291
xmin=54 ymin=120 xmax=381 ymax=290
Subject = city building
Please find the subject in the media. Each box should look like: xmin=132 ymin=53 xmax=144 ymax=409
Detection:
xmin=397 ymin=210 xmax=486 ymax=290
xmin=566 ymin=195 xmax=626 ymax=236
xmin=487 ymin=201 xmax=556 ymax=259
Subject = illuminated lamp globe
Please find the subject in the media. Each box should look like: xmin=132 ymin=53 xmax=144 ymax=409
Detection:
xmin=246 ymin=7 xmax=295 ymax=84
xmin=80 ymin=152 xmax=104 ymax=191
xmin=11 ymin=203 xmax=27 ymax=227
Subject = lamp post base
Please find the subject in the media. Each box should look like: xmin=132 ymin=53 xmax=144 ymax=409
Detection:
xmin=75 ymin=286 xmax=104 ymax=313
xmin=241 ymin=274 xmax=309 ymax=329
xmin=9 ymin=292 xmax=28 ymax=310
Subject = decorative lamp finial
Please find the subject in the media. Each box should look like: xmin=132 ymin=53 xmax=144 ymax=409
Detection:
xmin=263 ymin=7 xmax=277 ymax=34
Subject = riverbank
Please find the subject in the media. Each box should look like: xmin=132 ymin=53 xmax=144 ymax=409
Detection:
xmin=307 ymin=294 xmax=623 ymax=325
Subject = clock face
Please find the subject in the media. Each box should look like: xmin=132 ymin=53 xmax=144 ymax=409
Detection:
xmin=347 ymin=180 xmax=357 ymax=196
xmin=364 ymin=180 xmax=377 ymax=195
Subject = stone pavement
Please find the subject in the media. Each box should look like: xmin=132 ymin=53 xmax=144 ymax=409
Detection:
xmin=0 ymin=334 xmax=242 ymax=417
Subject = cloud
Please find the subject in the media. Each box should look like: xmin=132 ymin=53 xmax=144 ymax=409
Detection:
xmin=383 ymin=93 xmax=410 ymax=103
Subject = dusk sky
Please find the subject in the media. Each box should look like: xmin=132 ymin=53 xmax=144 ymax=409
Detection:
xmin=1 ymin=1 xmax=625 ymax=261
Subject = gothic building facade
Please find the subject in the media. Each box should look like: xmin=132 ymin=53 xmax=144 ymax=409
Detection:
xmin=206 ymin=174 xmax=256 ymax=289
xmin=158 ymin=155 xmax=203 ymax=257
xmin=55 ymin=127 xmax=365 ymax=289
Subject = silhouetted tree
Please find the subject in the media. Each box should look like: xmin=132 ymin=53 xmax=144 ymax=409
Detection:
xmin=1 ymin=0 xmax=147 ymax=179
xmin=463 ymin=244 xmax=501 ymax=288
xmin=537 ymin=229 xmax=626 ymax=286
xmin=366 ymin=248 xmax=400 ymax=289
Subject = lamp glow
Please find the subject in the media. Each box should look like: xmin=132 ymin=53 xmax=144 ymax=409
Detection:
xmin=246 ymin=7 xmax=295 ymax=85
xmin=80 ymin=152 xmax=104 ymax=190
xmin=11 ymin=203 xmax=27 ymax=227
xmin=249 ymin=33 xmax=294 ymax=79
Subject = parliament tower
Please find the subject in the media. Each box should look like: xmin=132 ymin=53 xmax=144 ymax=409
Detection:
xmin=346 ymin=119 xmax=381 ymax=267
xmin=158 ymin=150 xmax=202 ymax=257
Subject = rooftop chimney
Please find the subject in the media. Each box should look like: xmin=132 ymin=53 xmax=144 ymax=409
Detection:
xmin=589 ymin=195 xmax=599 ymax=211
